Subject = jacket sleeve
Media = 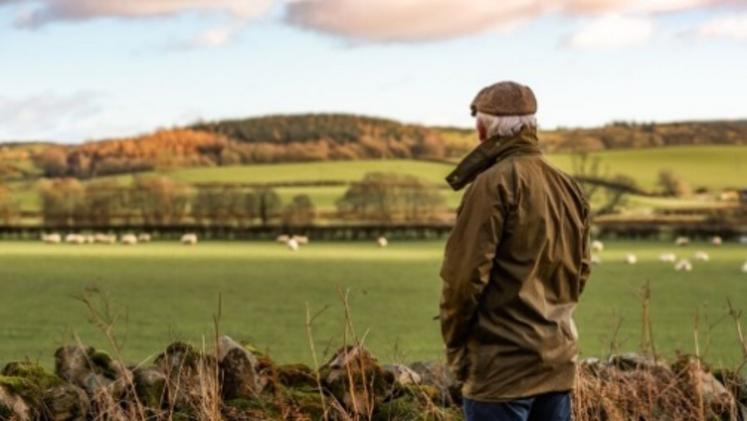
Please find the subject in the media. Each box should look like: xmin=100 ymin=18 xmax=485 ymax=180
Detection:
xmin=439 ymin=171 xmax=506 ymax=350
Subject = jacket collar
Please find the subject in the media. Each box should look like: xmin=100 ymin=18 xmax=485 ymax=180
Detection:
xmin=445 ymin=126 xmax=541 ymax=191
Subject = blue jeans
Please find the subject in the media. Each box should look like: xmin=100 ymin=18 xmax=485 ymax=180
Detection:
xmin=463 ymin=391 xmax=571 ymax=421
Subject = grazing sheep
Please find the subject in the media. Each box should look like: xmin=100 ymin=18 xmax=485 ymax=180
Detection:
xmin=287 ymin=238 xmax=299 ymax=251
xmin=711 ymin=236 xmax=722 ymax=246
xmin=181 ymin=233 xmax=198 ymax=245
xmin=41 ymin=233 xmax=62 ymax=244
xmin=65 ymin=233 xmax=85 ymax=245
xmin=94 ymin=233 xmax=117 ymax=244
xmin=121 ymin=234 xmax=138 ymax=245
xmin=137 ymin=233 xmax=152 ymax=243
xmin=675 ymin=259 xmax=693 ymax=272
xmin=740 ymin=236 xmax=747 ymax=245
xmin=742 ymin=262 xmax=747 ymax=273
xmin=625 ymin=253 xmax=638 ymax=265
xmin=694 ymin=251 xmax=710 ymax=262
xmin=591 ymin=240 xmax=604 ymax=253
xmin=276 ymin=234 xmax=290 ymax=244
xmin=293 ymin=235 xmax=309 ymax=245
xmin=377 ymin=236 xmax=389 ymax=248
xmin=659 ymin=252 xmax=677 ymax=263
xmin=675 ymin=236 xmax=690 ymax=247
xmin=591 ymin=254 xmax=602 ymax=265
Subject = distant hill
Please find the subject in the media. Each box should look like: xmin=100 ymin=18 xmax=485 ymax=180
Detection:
xmin=192 ymin=113 xmax=445 ymax=161
xmin=436 ymin=119 xmax=747 ymax=153
xmin=541 ymin=120 xmax=747 ymax=153
xmin=1 ymin=114 xmax=746 ymax=180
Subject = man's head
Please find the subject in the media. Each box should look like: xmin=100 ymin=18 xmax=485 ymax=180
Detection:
xmin=471 ymin=81 xmax=537 ymax=141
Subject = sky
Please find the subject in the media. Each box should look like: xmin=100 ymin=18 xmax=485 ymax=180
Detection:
xmin=0 ymin=0 xmax=746 ymax=142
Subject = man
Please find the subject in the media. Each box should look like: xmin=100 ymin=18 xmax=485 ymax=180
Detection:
xmin=440 ymin=81 xmax=591 ymax=421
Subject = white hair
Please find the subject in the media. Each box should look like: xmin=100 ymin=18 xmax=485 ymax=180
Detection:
xmin=476 ymin=112 xmax=537 ymax=138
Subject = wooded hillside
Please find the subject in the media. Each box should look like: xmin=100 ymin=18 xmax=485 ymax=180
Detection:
xmin=2 ymin=114 xmax=745 ymax=180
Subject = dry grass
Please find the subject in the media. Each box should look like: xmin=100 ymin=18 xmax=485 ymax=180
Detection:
xmin=3 ymin=285 xmax=745 ymax=420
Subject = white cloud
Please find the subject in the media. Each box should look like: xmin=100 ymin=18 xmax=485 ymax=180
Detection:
xmin=14 ymin=0 xmax=274 ymax=28
xmin=567 ymin=14 xmax=654 ymax=50
xmin=4 ymin=0 xmax=743 ymax=46
xmin=177 ymin=24 xmax=242 ymax=49
xmin=285 ymin=0 xmax=546 ymax=43
xmin=0 ymin=92 xmax=102 ymax=140
xmin=696 ymin=14 xmax=747 ymax=41
xmin=565 ymin=0 xmax=735 ymax=14
xmin=284 ymin=0 xmax=739 ymax=43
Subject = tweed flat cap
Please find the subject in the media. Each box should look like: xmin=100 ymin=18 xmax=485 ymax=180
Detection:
xmin=470 ymin=81 xmax=537 ymax=116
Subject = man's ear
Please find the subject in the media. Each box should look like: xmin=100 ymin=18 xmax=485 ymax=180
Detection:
xmin=476 ymin=118 xmax=487 ymax=142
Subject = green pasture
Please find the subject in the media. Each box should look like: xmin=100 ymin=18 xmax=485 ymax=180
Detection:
xmin=161 ymin=160 xmax=452 ymax=185
xmin=547 ymin=145 xmax=747 ymax=191
xmin=8 ymin=145 xmax=747 ymax=212
xmin=118 ymin=145 xmax=747 ymax=192
xmin=1 ymin=240 xmax=746 ymax=370
xmin=128 ymin=145 xmax=747 ymax=192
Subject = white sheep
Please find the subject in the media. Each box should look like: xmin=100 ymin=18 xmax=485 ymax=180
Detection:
xmin=675 ymin=259 xmax=693 ymax=272
xmin=377 ymin=236 xmax=389 ymax=248
xmin=742 ymin=262 xmax=747 ymax=273
xmin=287 ymin=238 xmax=299 ymax=251
xmin=97 ymin=233 xmax=117 ymax=244
xmin=181 ymin=233 xmax=198 ymax=245
xmin=121 ymin=234 xmax=138 ymax=245
xmin=293 ymin=235 xmax=309 ymax=245
xmin=41 ymin=233 xmax=62 ymax=244
xmin=137 ymin=233 xmax=152 ymax=243
xmin=591 ymin=254 xmax=602 ymax=265
xmin=694 ymin=251 xmax=710 ymax=262
xmin=276 ymin=234 xmax=290 ymax=244
xmin=659 ymin=252 xmax=677 ymax=263
xmin=625 ymin=253 xmax=638 ymax=265
xmin=591 ymin=240 xmax=604 ymax=253
xmin=711 ymin=236 xmax=722 ymax=246
xmin=675 ymin=236 xmax=690 ymax=247
xmin=65 ymin=233 xmax=85 ymax=245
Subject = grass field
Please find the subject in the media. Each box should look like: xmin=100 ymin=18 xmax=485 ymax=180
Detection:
xmin=122 ymin=145 xmax=747 ymax=191
xmin=8 ymin=145 xmax=747 ymax=212
xmin=1 ymin=240 xmax=746 ymax=370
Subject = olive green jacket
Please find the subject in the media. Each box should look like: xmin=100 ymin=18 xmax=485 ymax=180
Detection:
xmin=440 ymin=127 xmax=591 ymax=401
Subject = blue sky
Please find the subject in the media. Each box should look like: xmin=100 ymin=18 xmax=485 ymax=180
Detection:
xmin=0 ymin=0 xmax=745 ymax=142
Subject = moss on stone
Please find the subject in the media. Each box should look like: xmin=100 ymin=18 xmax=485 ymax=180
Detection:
xmin=225 ymin=396 xmax=282 ymax=418
xmin=283 ymin=387 xmax=326 ymax=419
xmin=2 ymin=361 xmax=64 ymax=390
xmin=0 ymin=375 xmax=43 ymax=413
xmin=133 ymin=369 xmax=166 ymax=409
xmin=156 ymin=342 xmax=203 ymax=369
xmin=86 ymin=350 xmax=118 ymax=379
xmin=276 ymin=363 xmax=317 ymax=389
xmin=374 ymin=395 xmax=462 ymax=421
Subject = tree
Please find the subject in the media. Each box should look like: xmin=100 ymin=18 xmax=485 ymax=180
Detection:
xmin=192 ymin=185 xmax=244 ymax=226
xmin=34 ymin=148 xmax=68 ymax=177
xmin=283 ymin=194 xmax=316 ymax=227
xmin=38 ymin=178 xmax=85 ymax=227
xmin=657 ymin=170 xmax=691 ymax=197
xmin=0 ymin=184 xmax=18 ymax=224
xmin=256 ymin=187 xmax=282 ymax=226
xmin=84 ymin=179 xmax=125 ymax=226
xmin=336 ymin=172 xmax=445 ymax=223
xmin=132 ymin=176 xmax=193 ymax=225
